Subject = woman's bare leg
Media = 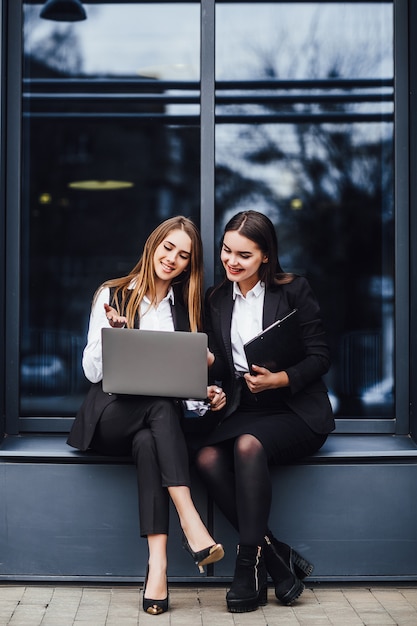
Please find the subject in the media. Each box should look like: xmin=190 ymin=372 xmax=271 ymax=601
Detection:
xmin=144 ymin=534 xmax=168 ymax=600
xmin=168 ymin=485 xmax=217 ymax=551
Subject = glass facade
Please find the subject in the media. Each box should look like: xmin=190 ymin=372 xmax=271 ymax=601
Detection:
xmin=18 ymin=1 xmax=394 ymax=423
xmin=22 ymin=3 xmax=201 ymax=415
xmin=214 ymin=2 xmax=394 ymax=418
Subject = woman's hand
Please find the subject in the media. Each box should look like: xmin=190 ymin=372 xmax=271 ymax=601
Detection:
xmin=104 ymin=303 xmax=127 ymax=328
xmin=244 ymin=365 xmax=289 ymax=393
xmin=206 ymin=385 xmax=226 ymax=411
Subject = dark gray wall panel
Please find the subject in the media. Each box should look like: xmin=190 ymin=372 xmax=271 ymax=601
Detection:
xmin=215 ymin=463 xmax=417 ymax=581
xmin=0 ymin=463 xmax=209 ymax=580
xmin=1 ymin=459 xmax=417 ymax=581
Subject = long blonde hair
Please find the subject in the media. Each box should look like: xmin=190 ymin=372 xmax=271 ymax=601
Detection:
xmin=95 ymin=216 xmax=203 ymax=331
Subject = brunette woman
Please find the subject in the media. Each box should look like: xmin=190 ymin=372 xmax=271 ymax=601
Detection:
xmin=68 ymin=216 xmax=226 ymax=616
xmin=195 ymin=210 xmax=334 ymax=613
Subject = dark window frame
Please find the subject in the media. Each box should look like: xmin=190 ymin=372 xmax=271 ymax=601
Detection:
xmin=2 ymin=0 xmax=409 ymax=436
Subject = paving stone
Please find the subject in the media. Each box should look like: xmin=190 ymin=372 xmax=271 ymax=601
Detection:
xmin=1 ymin=584 xmax=417 ymax=625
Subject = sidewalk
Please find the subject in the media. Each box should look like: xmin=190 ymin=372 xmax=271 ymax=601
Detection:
xmin=1 ymin=584 xmax=417 ymax=626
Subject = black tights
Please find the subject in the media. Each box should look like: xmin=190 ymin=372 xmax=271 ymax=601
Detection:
xmin=195 ymin=435 xmax=271 ymax=546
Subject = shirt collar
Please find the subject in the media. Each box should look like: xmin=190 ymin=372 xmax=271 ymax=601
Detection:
xmin=232 ymin=280 xmax=265 ymax=300
xmin=143 ymin=285 xmax=175 ymax=305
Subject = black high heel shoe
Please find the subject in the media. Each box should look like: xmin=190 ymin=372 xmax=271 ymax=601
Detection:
xmin=264 ymin=535 xmax=304 ymax=606
xmin=142 ymin=566 xmax=169 ymax=615
xmin=265 ymin=532 xmax=314 ymax=579
xmin=226 ymin=544 xmax=268 ymax=613
xmin=182 ymin=534 xmax=224 ymax=573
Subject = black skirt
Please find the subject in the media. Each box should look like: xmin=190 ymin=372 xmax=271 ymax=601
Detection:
xmin=191 ymin=380 xmax=327 ymax=464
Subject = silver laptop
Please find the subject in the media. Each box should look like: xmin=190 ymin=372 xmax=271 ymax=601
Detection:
xmin=101 ymin=327 xmax=208 ymax=399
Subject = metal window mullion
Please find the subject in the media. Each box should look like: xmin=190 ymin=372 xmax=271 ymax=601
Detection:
xmin=200 ymin=0 xmax=215 ymax=289
xmin=5 ymin=0 xmax=23 ymax=434
xmin=393 ymin=0 xmax=410 ymax=434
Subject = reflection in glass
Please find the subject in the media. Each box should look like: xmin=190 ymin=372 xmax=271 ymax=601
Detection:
xmin=21 ymin=3 xmax=200 ymax=415
xmin=20 ymin=1 xmax=395 ymax=421
xmin=215 ymin=2 xmax=394 ymax=417
xmin=216 ymin=3 xmax=392 ymax=81
xmin=25 ymin=3 xmax=200 ymax=79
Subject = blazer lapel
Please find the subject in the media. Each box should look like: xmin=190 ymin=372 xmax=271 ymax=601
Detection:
xmin=263 ymin=288 xmax=282 ymax=329
xmin=219 ymin=285 xmax=235 ymax=371
xmin=171 ymin=300 xmax=190 ymax=331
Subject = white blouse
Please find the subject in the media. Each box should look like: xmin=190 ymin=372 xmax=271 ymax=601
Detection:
xmin=231 ymin=280 xmax=265 ymax=374
xmin=82 ymin=285 xmax=175 ymax=383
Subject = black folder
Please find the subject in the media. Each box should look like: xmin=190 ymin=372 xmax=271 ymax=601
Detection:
xmin=243 ymin=308 xmax=304 ymax=374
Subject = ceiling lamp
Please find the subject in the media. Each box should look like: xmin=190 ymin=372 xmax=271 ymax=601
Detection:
xmin=40 ymin=0 xmax=87 ymax=22
xmin=68 ymin=180 xmax=135 ymax=191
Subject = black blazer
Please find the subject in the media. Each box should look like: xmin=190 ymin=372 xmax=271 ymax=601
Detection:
xmin=67 ymin=294 xmax=191 ymax=451
xmin=205 ymin=276 xmax=335 ymax=435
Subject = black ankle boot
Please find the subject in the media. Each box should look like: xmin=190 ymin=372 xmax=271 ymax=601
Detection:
xmin=265 ymin=531 xmax=314 ymax=579
xmin=226 ymin=545 xmax=268 ymax=613
xmin=264 ymin=534 xmax=305 ymax=605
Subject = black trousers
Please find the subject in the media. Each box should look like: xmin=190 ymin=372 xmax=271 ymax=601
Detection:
xmin=90 ymin=395 xmax=190 ymax=537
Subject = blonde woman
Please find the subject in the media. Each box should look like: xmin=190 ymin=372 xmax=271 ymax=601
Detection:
xmin=68 ymin=216 xmax=225 ymax=615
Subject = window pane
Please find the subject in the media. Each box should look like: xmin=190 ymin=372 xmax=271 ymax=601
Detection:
xmin=216 ymin=2 xmax=391 ymax=81
xmin=25 ymin=3 xmax=200 ymax=79
xmin=21 ymin=3 xmax=200 ymax=416
xmin=215 ymin=2 xmax=394 ymax=417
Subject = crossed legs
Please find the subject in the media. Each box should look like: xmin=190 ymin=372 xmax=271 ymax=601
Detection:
xmin=133 ymin=427 xmax=217 ymax=600
xmin=92 ymin=395 xmax=218 ymax=602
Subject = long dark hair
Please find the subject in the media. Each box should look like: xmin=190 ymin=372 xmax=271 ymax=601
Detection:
xmin=221 ymin=210 xmax=294 ymax=287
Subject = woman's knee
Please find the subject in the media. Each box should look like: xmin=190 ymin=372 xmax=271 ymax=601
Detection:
xmin=195 ymin=445 xmax=221 ymax=474
xmin=234 ymin=434 xmax=264 ymax=460
xmin=149 ymin=398 xmax=178 ymax=413
xmin=147 ymin=399 xmax=181 ymax=425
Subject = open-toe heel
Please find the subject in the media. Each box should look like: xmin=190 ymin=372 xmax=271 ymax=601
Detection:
xmin=182 ymin=534 xmax=224 ymax=573
xmin=142 ymin=566 xmax=169 ymax=615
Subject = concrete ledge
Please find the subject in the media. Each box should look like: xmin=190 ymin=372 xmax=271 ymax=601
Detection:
xmin=1 ymin=432 xmax=417 ymax=462
xmin=1 ymin=433 xmax=417 ymax=582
